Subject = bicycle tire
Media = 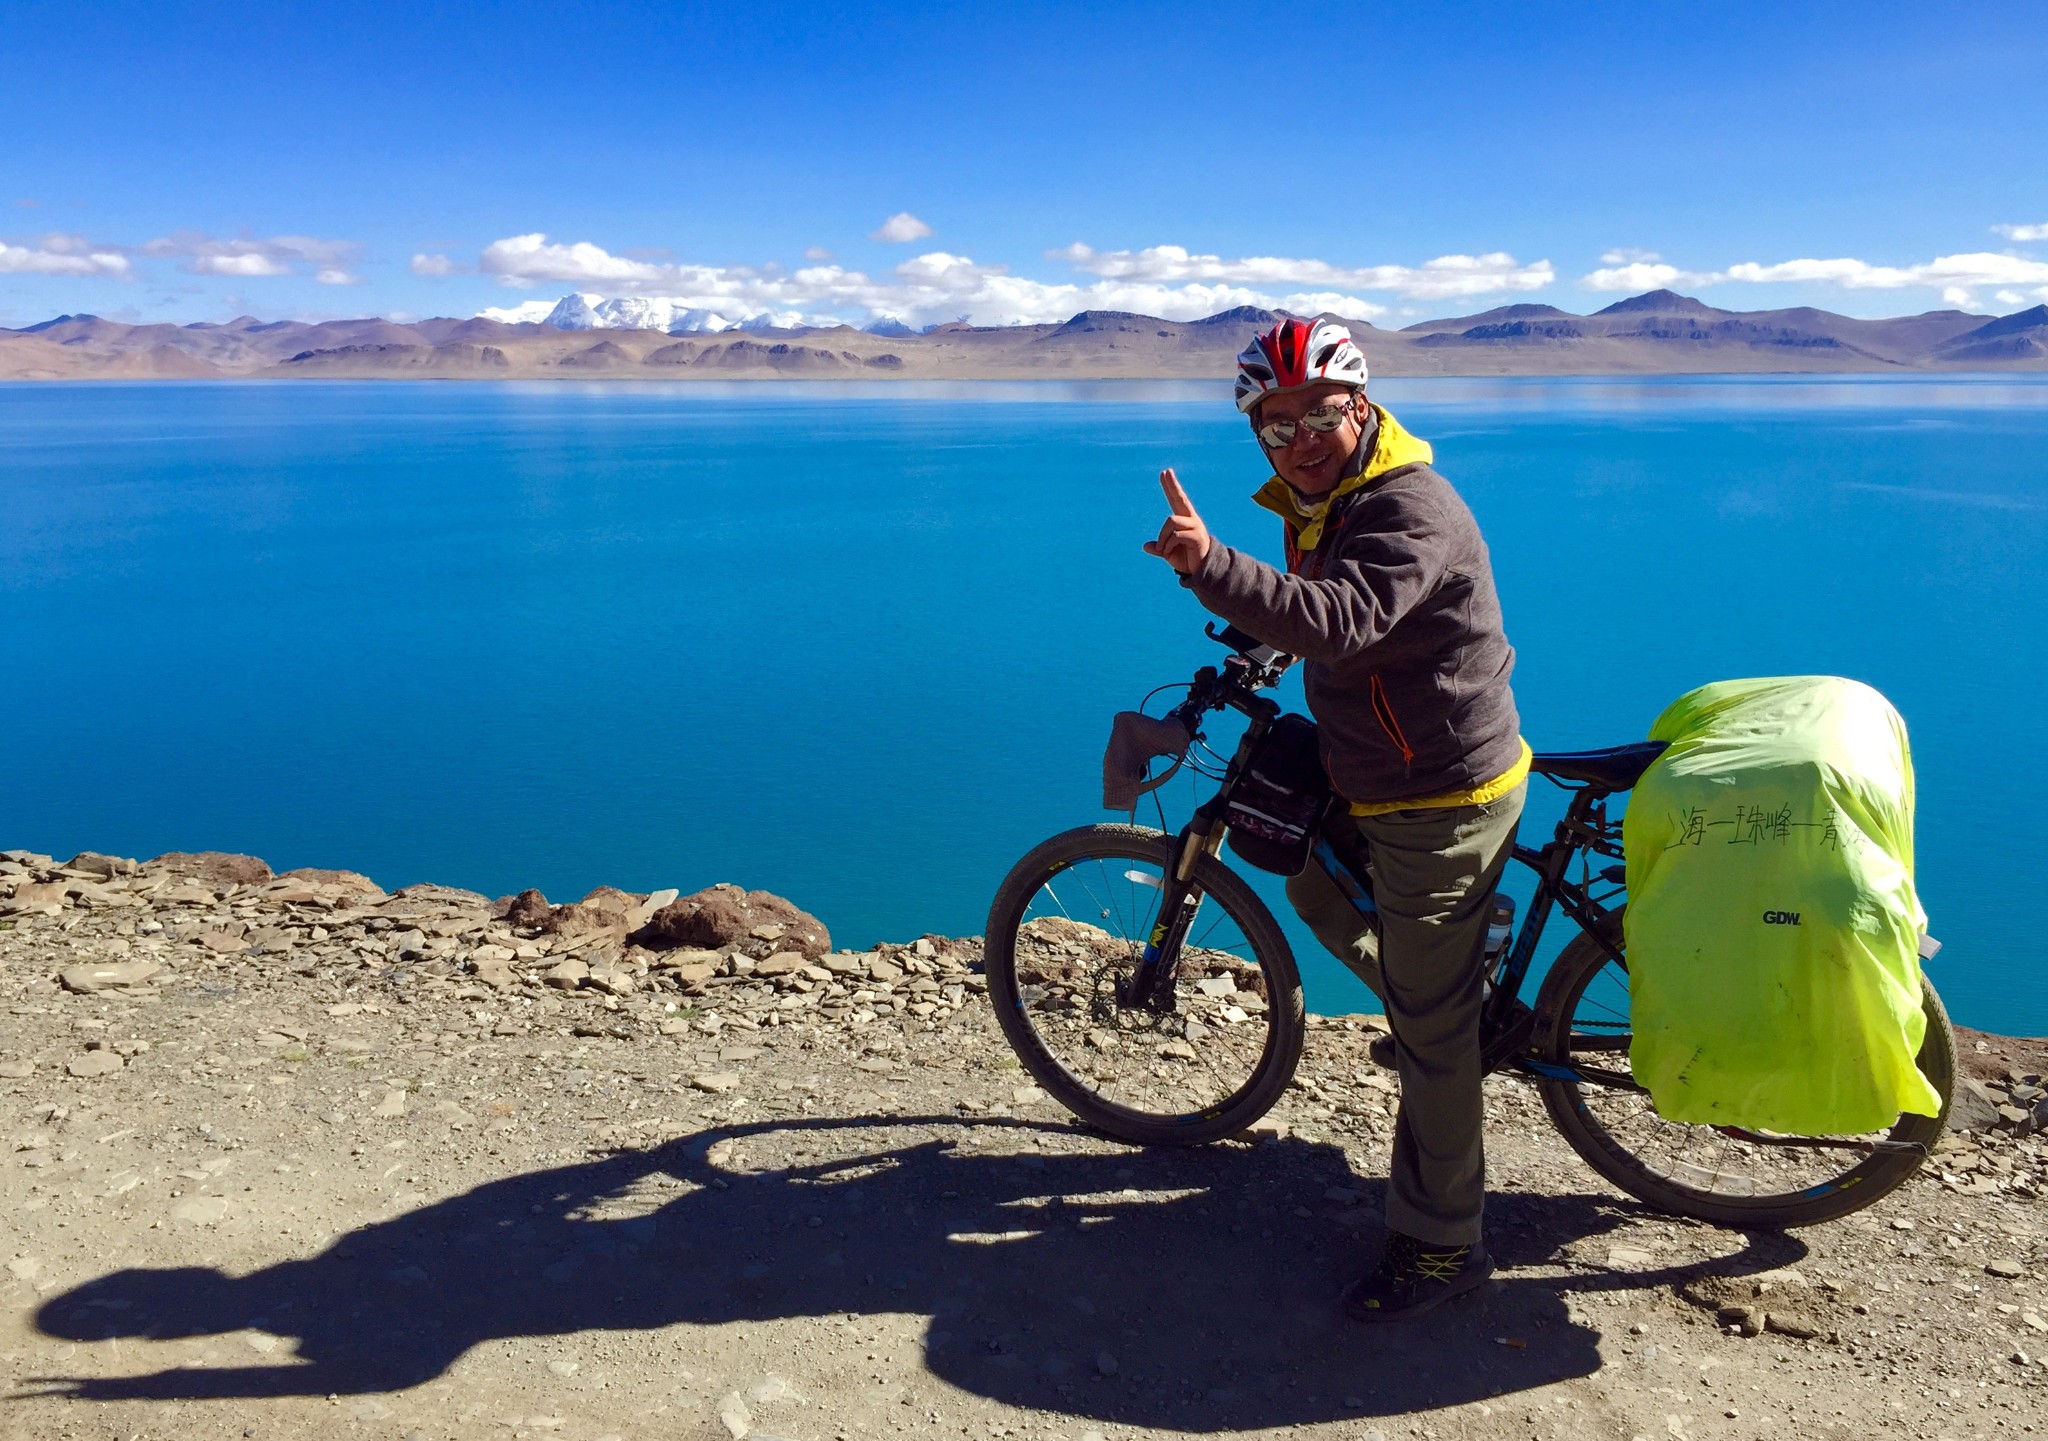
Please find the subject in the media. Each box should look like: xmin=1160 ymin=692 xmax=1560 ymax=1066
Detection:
xmin=1532 ymin=911 xmax=1955 ymax=1229
xmin=984 ymin=824 xmax=1306 ymax=1146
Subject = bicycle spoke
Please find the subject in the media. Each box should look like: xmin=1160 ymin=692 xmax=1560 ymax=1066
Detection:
xmin=1557 ymin=957 xmax=1920 ymax=1203
xmin=1011 ymin=859 xmax=1272 ymax=1122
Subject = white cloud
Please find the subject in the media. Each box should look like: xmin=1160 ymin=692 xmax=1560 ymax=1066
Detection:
xmin=1054 ymin=243 xmax=1554 ymax=300
xmin=1994 ymin=222 xmax=2048 ymax=242
xmin=1582 ymin=261 xmax=1691 ymax=291
xmin=141 ymin=232 xmax=363 ymax=284
xmin=1581 ymin=250 xmax=2048 ymax=309
xmin=410 ymin=252 xmax=460 ymax=277
xmin=479 ymin=233 xmax=670 ymax=288
xmin=468 ymin=232 xmax=1399 ymax=327
xmin=0 ymin=235 xmax=131 ymax=278
xmin=1600 ymin=248 xmax=1662 ymax=265
xmin=870 ymin=212 xmax=933 ymax=244
xmin=802 ymin=245 xmax=834 ymax=261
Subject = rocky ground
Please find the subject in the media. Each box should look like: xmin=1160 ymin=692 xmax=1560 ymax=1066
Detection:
xmin=2 ymin=846 xmax=2046 ymax=1441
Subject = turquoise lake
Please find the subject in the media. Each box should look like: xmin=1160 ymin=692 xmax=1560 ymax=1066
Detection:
xmin=4 ymin=376 xmax=2045 ymax=1032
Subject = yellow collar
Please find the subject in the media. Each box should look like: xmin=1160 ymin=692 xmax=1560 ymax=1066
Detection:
xmin=1252 ymin=403 xmax=1434 ymax=551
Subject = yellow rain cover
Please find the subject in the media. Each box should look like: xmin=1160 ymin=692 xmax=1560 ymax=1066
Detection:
xmin=1622 ymin=676 xmax=1942 ymax=1134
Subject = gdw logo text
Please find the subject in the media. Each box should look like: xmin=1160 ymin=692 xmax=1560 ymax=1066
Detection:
xmin=1762 ymin=910 xmax=1801 ymax=926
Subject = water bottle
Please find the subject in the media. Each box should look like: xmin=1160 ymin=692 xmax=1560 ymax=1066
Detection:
xmin=1484 ymin=893 xmax=1516 ymax=962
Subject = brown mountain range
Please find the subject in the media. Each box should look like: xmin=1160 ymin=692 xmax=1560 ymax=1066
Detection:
xmin=2 ymin=291 xmax=2044 ymax=381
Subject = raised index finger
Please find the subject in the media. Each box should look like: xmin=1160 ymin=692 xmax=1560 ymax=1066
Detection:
xmin=1160 ymin=468 xmax=1196 ymax=517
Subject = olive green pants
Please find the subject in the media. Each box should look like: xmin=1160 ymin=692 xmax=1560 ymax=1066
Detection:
xmin=1284 ymin=782 xmax=1526 ymax=1247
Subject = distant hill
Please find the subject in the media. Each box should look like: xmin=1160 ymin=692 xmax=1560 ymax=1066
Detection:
xmin=2 ymin=292 xmax=2043 ymax=381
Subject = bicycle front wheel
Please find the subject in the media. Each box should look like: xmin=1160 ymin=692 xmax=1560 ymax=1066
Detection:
xmin=983 ymin=824 xmax=1306 ymax=1146
xmin=1532 ymin=911 xmax=1955 ymax=1229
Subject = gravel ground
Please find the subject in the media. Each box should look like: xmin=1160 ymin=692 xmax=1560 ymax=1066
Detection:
xmin=2 ymin=847 xmax=2046 ymax=1441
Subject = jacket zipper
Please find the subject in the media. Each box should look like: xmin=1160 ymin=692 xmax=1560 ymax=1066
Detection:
xmin=1369 ymin=673 xmax=1417 ymax=773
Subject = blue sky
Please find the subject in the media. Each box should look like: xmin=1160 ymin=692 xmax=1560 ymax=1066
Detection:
xmin=3 ymin=0 xmax=2045 ymax=328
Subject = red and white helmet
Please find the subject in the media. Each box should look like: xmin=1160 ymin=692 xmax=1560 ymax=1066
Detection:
xmin=1233 ymin=317 xmax=1369 ymax=414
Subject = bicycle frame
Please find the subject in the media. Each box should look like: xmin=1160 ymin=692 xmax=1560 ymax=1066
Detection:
xmin=1119 ymin=647 xmax=1641 ymax=1092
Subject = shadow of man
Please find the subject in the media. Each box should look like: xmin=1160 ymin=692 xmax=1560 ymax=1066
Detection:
xmin=29 ymin=1114 xmax=1802 ymax=1430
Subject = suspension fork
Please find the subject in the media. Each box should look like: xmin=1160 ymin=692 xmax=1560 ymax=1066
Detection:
xmin=1119 ymin=716 xmax=1265 ymax=1013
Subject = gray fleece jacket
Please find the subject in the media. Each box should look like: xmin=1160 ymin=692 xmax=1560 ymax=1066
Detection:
xmin=1185 ymin=437 xmax=1521 ymax=807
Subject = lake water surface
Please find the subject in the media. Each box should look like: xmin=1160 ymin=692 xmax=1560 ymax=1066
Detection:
xmin=4 ymin=376 xmax=2045 ymax=1031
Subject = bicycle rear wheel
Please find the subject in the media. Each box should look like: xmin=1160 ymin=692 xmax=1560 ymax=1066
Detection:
xmin=984 ymin=824 xmax=1305 ymax=1146
xmin=1532 ymin=911 xmax=1954 ymax=1229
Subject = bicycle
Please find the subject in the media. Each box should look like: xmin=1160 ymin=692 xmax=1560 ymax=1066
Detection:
xmin=983 ymin=625 xmax=1956 ymax=1229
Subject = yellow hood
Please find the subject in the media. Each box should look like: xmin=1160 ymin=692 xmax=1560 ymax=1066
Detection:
xmin=1252 ymin=403 xmax=1434 ymax=552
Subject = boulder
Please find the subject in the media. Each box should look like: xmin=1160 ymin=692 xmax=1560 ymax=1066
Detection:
xmin=1950 ymin=1077 xmax=2007 ymax=1133
xmin=545 ymin=885 xmax=641 ymax=939
xmin=636 ymin=884 xmax=831 ymax=959
xmin=502 ymin=889 xmax=552 ymax=929
xmin=145 ymin=851 xmax=273 ymax=886
xmin=65 ymin=851 xmax=138 ymax=878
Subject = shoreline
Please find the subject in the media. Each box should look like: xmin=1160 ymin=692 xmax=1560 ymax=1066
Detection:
xmin=6 ymin=843 xmax=2041 ymax=1055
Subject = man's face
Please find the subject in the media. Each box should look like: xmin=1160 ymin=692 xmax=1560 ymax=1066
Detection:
xmin=1253 ymin=383 xmax=1368 ymax=495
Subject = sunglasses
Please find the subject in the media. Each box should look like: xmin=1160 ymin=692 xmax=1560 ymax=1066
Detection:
xmin=1255 ymin=398 xmax=1357 ymax=450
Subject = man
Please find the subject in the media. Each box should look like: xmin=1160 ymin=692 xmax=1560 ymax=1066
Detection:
xmin=1144 ymin=317 xmax=1528 ymax=1322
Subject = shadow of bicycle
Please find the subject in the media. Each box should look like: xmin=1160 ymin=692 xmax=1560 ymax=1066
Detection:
xmin=27 ymin=1114 xmax=1805 ymax=1429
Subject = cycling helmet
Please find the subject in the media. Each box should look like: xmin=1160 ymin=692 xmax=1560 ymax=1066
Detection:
xmin=1233 ymin=317 xmax=1369 ymax=414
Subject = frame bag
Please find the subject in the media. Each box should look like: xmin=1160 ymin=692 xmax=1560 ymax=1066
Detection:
xmin=1224 ymin=713 xmax=1331 ymax=876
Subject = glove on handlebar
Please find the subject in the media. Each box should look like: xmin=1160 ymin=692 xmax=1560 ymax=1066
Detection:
xmin=1103 ymin=711 xmax=1194 ymax=811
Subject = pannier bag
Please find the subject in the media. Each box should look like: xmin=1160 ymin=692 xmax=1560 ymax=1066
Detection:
xmin=1224 ymin=713 xmax=1332 ymax=876
xmin=1622 ymin=676 xmax=1943 ymax=1134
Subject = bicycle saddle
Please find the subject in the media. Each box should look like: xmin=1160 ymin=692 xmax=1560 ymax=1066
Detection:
xmin=1528 ymin=741 xmax=1669 ymax=792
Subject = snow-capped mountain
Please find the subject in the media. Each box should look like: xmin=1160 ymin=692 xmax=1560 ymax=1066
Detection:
xmin=474 ymin=294 xmax=826 ymax=334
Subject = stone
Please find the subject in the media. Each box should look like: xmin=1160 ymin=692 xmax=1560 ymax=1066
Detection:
xmin=503 ymin=888 xmax=552 ymax=928
xmin=198 ymin=930 xmax=249 ymax=954
xmin=637 ymin=884 xmax=832 ymax=960
xmin=66 ymin=1052 xmax=124 ymax=1078
xmin=691 ymin=1072 xmax=742 ymax=1094
xmin=744 ymin=1373 xmax=799 ymax=1405
xmin=146 ymin=850 xmax=273 ymax=885
xmin=169 ymin=1195 xmax=229 ymax=1225
xmin=868 ymin=957 xmax=905 ymax=983
xmin=473 ymin=957 xmax=518 ymax=990
xmin=1949 ymin=1077 xmax=2006 ymax=1133
xmin=0 ymin=1059 xmax=33 ymax=1079
xmin=374 ymin=1089 xmax=410 ymax=1118
xmin=669 ymin=962 xmax=718 ymax=988
xmin=543 ymin=959 xmax=589 ymax=990
xmin=586 ymin=968 xmax=636 ymax=997
xmin=717 ymin=1393 xmax=752 ymax=1439
xmin=65 ymin=851 xmax=138 ymax=878
xmin=754 ymin=952 xmax=808 ymax=977
xmin=58 ymin=960 xmax=162 ymax=994
xmin=1094 ymin=1351 xmax=1118 ymax=1376
xmin=1986 ymin=1259 xmax=2028 ymax=1279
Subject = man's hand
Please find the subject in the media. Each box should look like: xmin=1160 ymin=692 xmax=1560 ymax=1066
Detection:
xmin=1144 ymin=468 xmax=1213 ymax=575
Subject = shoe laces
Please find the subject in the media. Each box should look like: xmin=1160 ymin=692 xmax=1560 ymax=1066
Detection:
xmin=1382 ymin=1231 xmax=1469 ymax=1284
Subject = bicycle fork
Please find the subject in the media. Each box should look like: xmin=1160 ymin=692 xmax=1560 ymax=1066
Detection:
xmin=1118 ymin=817 xmax=1225 ymax=1014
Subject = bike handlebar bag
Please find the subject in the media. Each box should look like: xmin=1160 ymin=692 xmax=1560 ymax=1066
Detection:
xmin=1622 ymin=676 xmax=1942 ymax=1134
xmin=1223 ymin=712 xmax=1331 ymax=876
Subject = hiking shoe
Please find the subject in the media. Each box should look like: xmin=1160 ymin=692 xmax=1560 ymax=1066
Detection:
xmin=1342 ymin=1231 xmax=1494 ymax=1322
xmin=1367 ymin=1032 xmax=1398 ymax=1070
